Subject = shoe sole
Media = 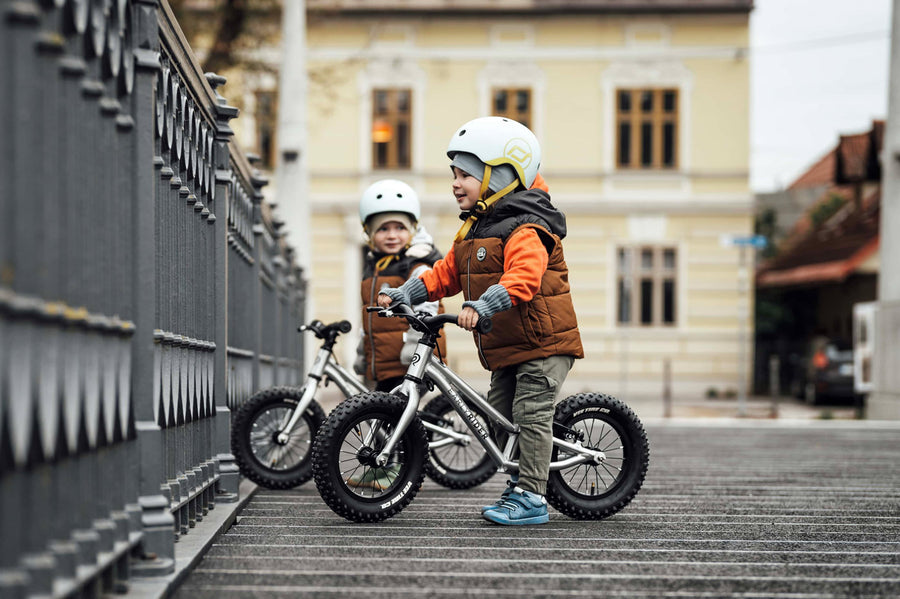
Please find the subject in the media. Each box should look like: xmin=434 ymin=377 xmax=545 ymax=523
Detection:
xmin=482 ymin=510 xmax=549 ymax=526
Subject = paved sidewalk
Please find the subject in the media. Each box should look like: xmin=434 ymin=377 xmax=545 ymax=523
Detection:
xmin=171 ymin=420 xmax=900 ymax=599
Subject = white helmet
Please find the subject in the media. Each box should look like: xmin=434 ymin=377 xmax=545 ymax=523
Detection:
xmin=447 ymin=116 xmax=541 ymax=189
xmin=359 ymin=179 xmax=420 ymax=227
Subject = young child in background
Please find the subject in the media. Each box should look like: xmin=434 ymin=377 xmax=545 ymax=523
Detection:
xmin=349 ymin=179 xmax=447 ymax=491
xmin=378 ymin=117 xmax=584 ymax=525
xmin=356 ymin=179 xmax=447 ymax=392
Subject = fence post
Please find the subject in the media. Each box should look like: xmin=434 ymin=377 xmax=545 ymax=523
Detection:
xmin=130 ymin=0 xmax=176 ymax=575
xmin=663 ymin=358 xmax=672 ymax=418
xmin=208 ymin=73 xmax=241 ymax=502
xmin=769 ymin=354 xmax=780 ymax=419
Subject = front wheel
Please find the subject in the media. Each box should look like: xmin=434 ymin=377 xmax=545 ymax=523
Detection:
xmin=547 ymin=393 xmax=649 ymax=520
xmin=230 ymin=386 xmax=326 ymax=489
xmin=312 ymin=392 xmax=427 ymax=522
xmin=421 ymin=394 xmax=496 ymax=489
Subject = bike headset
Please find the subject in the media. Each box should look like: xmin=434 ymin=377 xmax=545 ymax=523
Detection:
xmin=298 ymin=319 xmax=352 ymax=353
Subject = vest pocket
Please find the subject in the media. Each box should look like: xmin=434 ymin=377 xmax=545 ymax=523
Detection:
xmin=521 ymin=298 xmax=550 ymax=343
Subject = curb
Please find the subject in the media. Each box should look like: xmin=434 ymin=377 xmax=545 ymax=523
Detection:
xmin=124 ymin=480 xmax=259 ymax=599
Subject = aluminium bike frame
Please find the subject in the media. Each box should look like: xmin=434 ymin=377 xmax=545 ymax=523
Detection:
xmin=275 ymin=338 xmax=473 ymax=450
xmin=371 ymin=329 xmax=608 ymax=472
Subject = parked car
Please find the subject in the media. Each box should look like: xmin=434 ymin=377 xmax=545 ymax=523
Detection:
xmin=790 ymin=337 xmax=859 ymax=406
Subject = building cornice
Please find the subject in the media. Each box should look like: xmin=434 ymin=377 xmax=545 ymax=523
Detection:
xmin=308 ymin=0 xmax=754 ymax=17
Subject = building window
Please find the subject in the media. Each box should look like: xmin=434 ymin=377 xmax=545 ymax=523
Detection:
xmin=492 ymin=88 xmax=531 ymax=128
xmin=616 ymin=89 xmax=678 ymax=169
xmin=372 ymin=88 xmax=411 ymax=169
xmin=617 ymin=246 xmax=677 ymax=326
xmin=255 ymin=91 xmax=277 ymax=170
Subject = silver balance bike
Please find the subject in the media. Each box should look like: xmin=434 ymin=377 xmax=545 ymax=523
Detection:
xmin=311 ymin=304 xmax=650 ymax=522
xmin=230 ymin=319 xmax=497 ymax=490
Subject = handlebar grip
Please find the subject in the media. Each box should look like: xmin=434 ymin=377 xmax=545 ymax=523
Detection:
xmin=338 ymin=320 xmax=352 ymax=333
xmin=476 ymin=317 xmax=492 ymax=335
xmin=365 ymin=306 xmax=381 ymax=313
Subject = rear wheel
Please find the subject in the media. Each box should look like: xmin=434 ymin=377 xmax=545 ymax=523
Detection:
xmin=421 ymin=394 xmax=496 ymax=489
xmin=547 ymin=393 xmax=649 ymax=520
xmin=231 ymin=386 xmax=325 ymax=489
xmin=312 ymin=392 xmax=427 ymax=522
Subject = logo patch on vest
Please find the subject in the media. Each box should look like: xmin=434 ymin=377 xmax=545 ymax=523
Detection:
xmin=476 ymin=247 xmax=487 ymax=261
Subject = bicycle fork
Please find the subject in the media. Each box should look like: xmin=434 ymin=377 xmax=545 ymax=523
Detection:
xmin=275 ymin=347 xmax=334 ymax=445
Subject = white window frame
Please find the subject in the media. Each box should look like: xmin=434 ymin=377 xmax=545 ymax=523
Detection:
xmin=601 ymin=60 xmax=694 ymax=177
xmin=478 ymin=61 xmax=545 ymax=142
xmin=358 ymin=59 xmax=426 ymax=176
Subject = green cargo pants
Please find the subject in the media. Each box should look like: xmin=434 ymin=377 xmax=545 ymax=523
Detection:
xmin=486 ymin=355 xmax=574 ymax=496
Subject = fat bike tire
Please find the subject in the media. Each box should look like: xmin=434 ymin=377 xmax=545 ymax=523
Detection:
xmin=230 ymin=386 xmax=326 ymax=490
xmin=421 ymin=394 xmax=496 ymax=490
xmin=312 ymin=392 xmax=427 ymax=523
xmin=546 ymin=393 xmax=649 ymax=520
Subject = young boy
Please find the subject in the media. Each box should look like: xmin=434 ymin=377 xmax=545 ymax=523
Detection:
xmin=377 ymin=117 xmax=584 ymax=525
xmin=357 ymin=179 xmax=446 ymax=392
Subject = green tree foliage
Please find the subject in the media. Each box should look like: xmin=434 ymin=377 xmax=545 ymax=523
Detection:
xmin=169 ymin=0 xmax=281 ymax=75
xmin=810 ymin=193 xmax=847 ymax=228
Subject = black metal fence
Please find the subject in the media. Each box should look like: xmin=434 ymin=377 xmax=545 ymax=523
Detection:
xmin=0 ymin=0 xmax=306 ymax=596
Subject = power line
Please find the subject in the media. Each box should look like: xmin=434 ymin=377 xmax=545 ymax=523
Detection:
xmin=750 ymin=30 xmax=890 ymax=54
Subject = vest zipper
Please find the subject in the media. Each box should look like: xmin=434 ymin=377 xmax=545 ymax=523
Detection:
xmin=368 ymin=273 xmax=379 ymax=380
xmin=466 ymin=221 xmax=490 ymax=370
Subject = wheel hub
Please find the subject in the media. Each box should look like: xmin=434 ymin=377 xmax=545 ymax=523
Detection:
xmin=356 ymin=446 xmax=379 ymax=467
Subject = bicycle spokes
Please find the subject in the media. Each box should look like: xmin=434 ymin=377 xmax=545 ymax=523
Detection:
xmin=250 ymin=404 xmax=314 ymax=471
xmin=340 ymin=417 xmax=406 ymax=498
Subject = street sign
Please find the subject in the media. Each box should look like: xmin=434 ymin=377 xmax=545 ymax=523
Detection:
xmin=720 ymin=234 xmax=768 ymax=248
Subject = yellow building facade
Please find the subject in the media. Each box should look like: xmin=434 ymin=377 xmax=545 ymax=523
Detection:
xmin=236 ymin=2 xmax=755 ymax=399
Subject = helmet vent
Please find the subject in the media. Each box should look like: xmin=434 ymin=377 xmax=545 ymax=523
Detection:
xmin=459 ymin=129 xmax=466 ymax=136
xmin=396 ymin=193 xmax=403 ymax=197
xmin=376 ymin=194 xmax=383 ymax=199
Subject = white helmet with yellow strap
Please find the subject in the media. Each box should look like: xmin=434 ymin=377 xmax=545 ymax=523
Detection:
xmin=359 ymin=179 xmax=420 ymax=234
xmin=446 ymin=116 xmax=541 ymax=191
xmin=447 ymin=117 xmax=541 ymax=241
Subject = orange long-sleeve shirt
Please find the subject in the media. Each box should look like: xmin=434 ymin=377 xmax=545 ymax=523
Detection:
xmin=420 ymin=227 xmax=549 ymax=307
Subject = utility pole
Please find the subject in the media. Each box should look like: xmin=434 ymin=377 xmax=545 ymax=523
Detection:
xmin=275 ymin=0 xmax=311 ymax=279
xmin=870 ymin=0 xmax=900 ymax=419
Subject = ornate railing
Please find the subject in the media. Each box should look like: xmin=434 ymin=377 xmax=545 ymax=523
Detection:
xmin=0 ymin=0 xmax=306 ymax=596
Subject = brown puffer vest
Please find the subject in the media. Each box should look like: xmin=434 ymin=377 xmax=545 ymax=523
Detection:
xmin=455 ymin=222 xmax=583 ymax=371
xmin=361 ymin=251 xmax=447 ymax=381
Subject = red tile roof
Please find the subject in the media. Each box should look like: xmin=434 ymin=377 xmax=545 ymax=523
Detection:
xmin=788 ymin=149 xmax=836 ymax=191
xmin=757 ymin=119 xmax=883 ymax=288
xmin=757 ymin=238 xmax=878 ymax=287
xmin=756 ymin=188 xmax=880 ymax=288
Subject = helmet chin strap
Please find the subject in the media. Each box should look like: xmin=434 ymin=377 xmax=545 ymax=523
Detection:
xmin=372 ymin=240 xmax=412 ymax=272
xmin=375 ymin=254 xmax=398 ymax=272
xmin=454 ymin=165 xmax=519 ymax=242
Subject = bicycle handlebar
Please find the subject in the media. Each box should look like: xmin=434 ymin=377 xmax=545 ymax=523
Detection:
xmin=298 ymin=319 xmax=352 ymax=339
xmin=367 ymin=303 xmax=492 ymax=335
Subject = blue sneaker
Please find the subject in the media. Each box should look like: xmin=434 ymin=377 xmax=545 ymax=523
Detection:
xmin=482 ymin=487 xmax=549 ymax=525
xmin=481 ymin=477 xmax=518 ymax=513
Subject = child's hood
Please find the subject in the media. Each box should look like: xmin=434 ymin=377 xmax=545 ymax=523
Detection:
xmin=406 ymin=223 xmax=441 ymax=259
xmin=490 ymin=189 xmax=568 ymax=240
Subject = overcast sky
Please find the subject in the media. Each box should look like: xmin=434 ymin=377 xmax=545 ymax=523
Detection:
xmin=750 ymin=0 xmax=892 ymax=192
